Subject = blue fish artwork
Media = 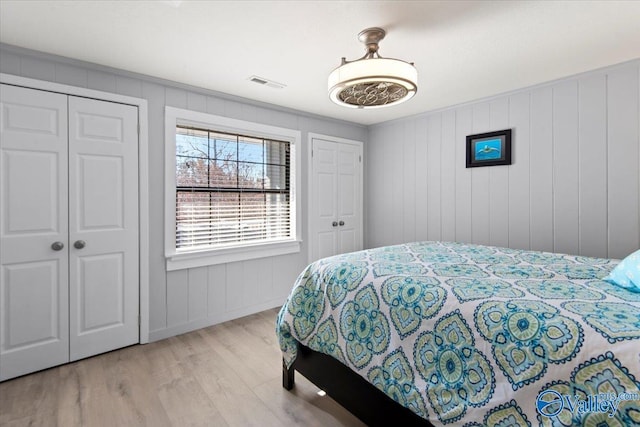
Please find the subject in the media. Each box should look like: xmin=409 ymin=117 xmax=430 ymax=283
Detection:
xmin=474 ymin=138 xmax=502 ymax=160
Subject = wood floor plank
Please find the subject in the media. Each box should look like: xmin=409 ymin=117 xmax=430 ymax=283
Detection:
xmin=186 ymin=350 xmax=283 ymax=427
xmin=156 ymin=372 xmax=228 ymax=427
xmin=0 ymin=309 xmax=364 ymax=427
xmin=199 ymin=322 xmax=281 ymax=389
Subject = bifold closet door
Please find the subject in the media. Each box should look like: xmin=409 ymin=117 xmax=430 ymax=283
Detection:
xmin=0 ymin=85 xmax=139 ymax=380
xmin=67 ymin=96 xmax=139 ymax=361
xmin=0 ymin=84 xmax=70 ymax=380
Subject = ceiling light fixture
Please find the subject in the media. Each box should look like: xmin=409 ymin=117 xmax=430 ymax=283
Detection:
xmin=328 ymin=27 xmax=418 ymax=109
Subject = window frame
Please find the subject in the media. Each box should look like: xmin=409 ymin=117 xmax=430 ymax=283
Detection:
xmin=165 ymin=106 xmax=301 ymax=271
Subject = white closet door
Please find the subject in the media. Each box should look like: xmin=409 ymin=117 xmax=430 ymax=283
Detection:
xmin=312 ymin=139 xmax=339 ymax=261
xmin=68 ymin=96 xmax=139 ymax=361
xmin=311 ymin=137 xmax=362 ymax=262
xmin=0 ymin=84 xmax=69 ymax=380
xmin=337 ymin=143 xmax=362 ymax=254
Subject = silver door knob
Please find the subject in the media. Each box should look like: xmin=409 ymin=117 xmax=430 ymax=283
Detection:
xmin=332 ymin=221 xmax=338 ymax=227
xmin=339 ymin=221 xmax=345 ymax=226
xmin=74 ymin=240 xmax=86 ymax=249
xmin=51 ymin=241 xmax=64 ymax=251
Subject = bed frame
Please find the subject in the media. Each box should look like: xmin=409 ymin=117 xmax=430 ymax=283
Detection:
xmin=283 ymin=344 xmax=433 ymax=427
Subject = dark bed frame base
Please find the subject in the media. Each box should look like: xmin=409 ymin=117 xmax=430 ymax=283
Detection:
xmin=283 ymin=344 xmax=433 ymax=427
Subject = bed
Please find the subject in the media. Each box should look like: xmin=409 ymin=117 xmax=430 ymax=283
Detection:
xmin=276 ymin=241 xmax=640 ymax=426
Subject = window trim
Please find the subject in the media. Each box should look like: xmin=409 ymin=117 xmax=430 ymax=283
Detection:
xmin=165 ymin=106 xmax=301 ymax=271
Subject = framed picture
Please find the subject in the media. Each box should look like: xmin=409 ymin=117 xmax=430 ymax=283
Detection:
xmin=466 ymin=129 xmax=512 ymax=168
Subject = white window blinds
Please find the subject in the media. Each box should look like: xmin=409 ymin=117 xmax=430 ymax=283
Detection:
xmin=175 ymin=126 xmax=292 ymax=250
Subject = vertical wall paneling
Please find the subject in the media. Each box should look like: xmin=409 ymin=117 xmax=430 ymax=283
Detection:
xmin=414 ymin=118 xmax=429 ymax=241
xmin=207 ymin=264 xmax=227 ymax=318
xmin=508 ymin=92 xmax=531 ymax=250
xmin=224 ymin=99 xmax=243 ymax=119
xmin=0 ymin=50 xmax=21 ymax=75
xmin=471 ymin=103 xmax=491 ymax=246
xmin=206 ymin=95 xmax=225 ymax=116
xmin=242 ymin=260 xmax=261 ymax=309
xmin=20 ymin=56 xmax=55 ymax=81
xmin=552 ymin=81 xmax=580 ymax=255
xmin=377 ymin=125 xmax=390 ymax=246
xmin=427 ymin=114 xmax=442 ymax=241
xmin=366 ymin=127 xmax=381 ymax=248
xmin=403 ymin=120 xmax=416 ymax=243
xmin=271 ymin=109 xmax=299 ymax=131
xmin=455 ymin=107 xmax=473 ymax=243
xmin=366 ymin=60 xmax=639 ymax=259
xmin=115 ymin=76 xmax=143 ymax=98
xmin=529 ymin=87 xmax=554 ymax=252
xmin=272 ymin=254 xmax=301 ymax=297
xmin=391 ymin=123 xmax=404 ymax=243
xmin=489 ymin=98 xmax=510 ymax=248
xmin=254 ymin=257 xmax=274 ymax=304
xmin=54 ymin=63 xmax=88 ymax=87
xmin=167 ymin=270 xmax=189 ymax=327
xmin=441 ymin=110 xmax=457 ymax=242
xmin=165 ymin=87 xmax=188 ymax=108
xmin=188 ymin=267 xmax=208 ymax=322
xmin=578 ymin=75 xmax=608 ymax=257
xmin=87 ymin=70 xmax=117 ymax=93
xmin=225 ymin=262 xmax=245 ymax=312
xmin=187 ymin=92 xmax=207 ymax=112
xmin=364 ymin=128 xmax=375 ymax=248
xmin=608 ymin=65 xmax=640 ymax=258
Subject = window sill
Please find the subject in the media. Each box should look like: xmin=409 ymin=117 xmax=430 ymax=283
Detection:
xmin=166 ymin=239 xmax=302 ymax=271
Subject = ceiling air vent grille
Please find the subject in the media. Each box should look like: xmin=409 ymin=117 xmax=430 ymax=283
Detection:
xmin=248 ymin=75 xmax=286 ymax=89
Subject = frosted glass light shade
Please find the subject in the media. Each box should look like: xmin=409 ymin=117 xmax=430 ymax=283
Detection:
xmin=328 ymin=58 xmax=418 ymax=108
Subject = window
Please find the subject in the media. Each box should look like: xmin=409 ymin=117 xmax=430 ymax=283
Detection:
xmin=165 ymin=107 xmax=301 ymax=270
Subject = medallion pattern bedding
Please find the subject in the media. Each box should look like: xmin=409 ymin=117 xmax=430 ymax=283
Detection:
xmin=276 ymin=242 xmax=640 ymax=426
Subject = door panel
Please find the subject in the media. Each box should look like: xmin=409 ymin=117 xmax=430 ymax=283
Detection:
xmin=3 ymin=261 xmax=61 ymax=349
xmin=0 ymin=84 xmax=69 ymax=381
xmin=77 ymin=155 xmax=124 ymax=230
xmin=68 ymin=96 xmax=138 ymax=361
xmin=3 ymin=150 xmax=60 ymax=234
xmin=77 ymin=253 xmax=124 ymax=332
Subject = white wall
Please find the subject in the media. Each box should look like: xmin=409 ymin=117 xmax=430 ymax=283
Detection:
xmin=366 ymin=60 xmax=640 ymax=260
xmin=0 ymin=44 xmax=367 ymax=341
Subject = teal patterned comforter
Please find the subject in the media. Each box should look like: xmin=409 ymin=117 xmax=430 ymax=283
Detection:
xmin=276 ymin=242 xmax=640 ymax=426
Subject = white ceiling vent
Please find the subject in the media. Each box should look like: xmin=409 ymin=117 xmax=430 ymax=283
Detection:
xmin=248 ymin=75 xmax=286 ymax=89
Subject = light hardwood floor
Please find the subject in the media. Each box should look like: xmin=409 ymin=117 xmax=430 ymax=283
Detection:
xmin=0 ymin=308 xmax=366 ymax=427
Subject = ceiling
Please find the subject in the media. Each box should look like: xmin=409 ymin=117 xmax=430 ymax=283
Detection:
xmin=1 ymin=1 xmax=640 ymax=126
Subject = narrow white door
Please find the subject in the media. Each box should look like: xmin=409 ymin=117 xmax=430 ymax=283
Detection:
xmin=310 ymin=137 xmax=362 ymax=262
xmin=68 ymin=96 xmax=139 ymax=361
xmin=0 ymin=84 xmax=70 ymax=380
xmin=336 ymin=143 xmax=361 ymax=254
xmin=312 ymin=139 xmax=338 ymax=261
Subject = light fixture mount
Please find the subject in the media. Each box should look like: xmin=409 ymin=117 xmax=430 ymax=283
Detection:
xmin=328 ymin=27 xmax=418 ymax=109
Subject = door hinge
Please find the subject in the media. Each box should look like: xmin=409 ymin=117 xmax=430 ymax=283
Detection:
xmin=359 ymin=155 xmax=362 ymax=163
xmin=138 ymin=315 xmax=141 ymax=326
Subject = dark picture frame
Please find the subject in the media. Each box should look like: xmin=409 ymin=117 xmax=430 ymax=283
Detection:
xmin=466 ymin=129 xmax=512 ymax=168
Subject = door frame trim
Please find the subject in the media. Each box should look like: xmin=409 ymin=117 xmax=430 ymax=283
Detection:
xmin=1 ymin=73 xmax=150 ymax=344
xmin=307 ymin=132 xmax=363 ymax=264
